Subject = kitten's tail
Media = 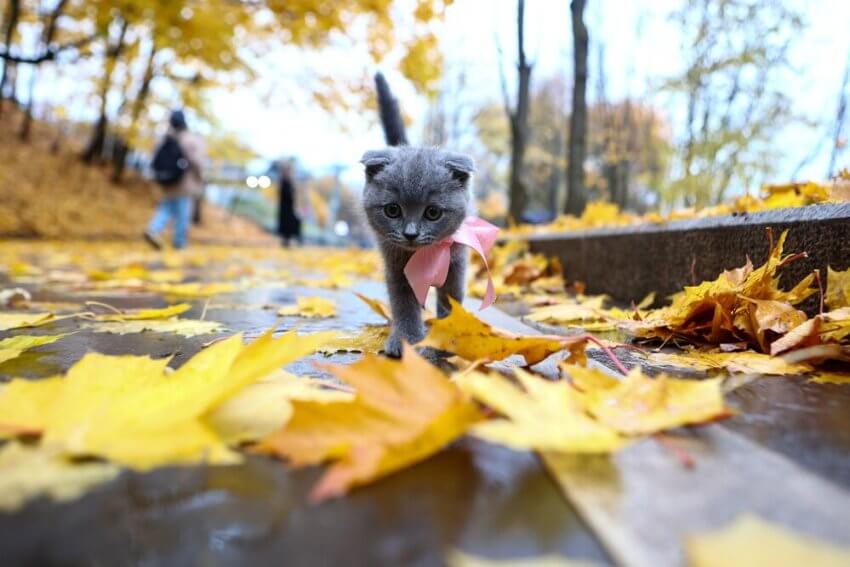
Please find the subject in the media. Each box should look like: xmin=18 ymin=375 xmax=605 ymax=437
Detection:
xmin=375 ymin=72 xmax=408 ymax=146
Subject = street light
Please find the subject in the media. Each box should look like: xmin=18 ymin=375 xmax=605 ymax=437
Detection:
xmin=246 ymin=175 xmax=258 ymax=188
xmin=258 ymin=175 xmax=271 ymax=188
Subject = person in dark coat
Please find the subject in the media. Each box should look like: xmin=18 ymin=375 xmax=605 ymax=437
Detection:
xmin=277 ymin=160 xmax=302 ymax=246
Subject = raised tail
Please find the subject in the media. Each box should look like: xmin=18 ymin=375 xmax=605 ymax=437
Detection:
xmin=375 ymin=72 xmax=408 ymax=146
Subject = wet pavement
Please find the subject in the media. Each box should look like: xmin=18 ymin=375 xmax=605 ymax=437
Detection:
xmin=0 ymin=255 xmax=611 ymax=567
xmin=2 ymin=244 xmax=850 ymax=566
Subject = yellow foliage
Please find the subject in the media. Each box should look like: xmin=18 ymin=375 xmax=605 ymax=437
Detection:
xmin=278 ymin=296 xmax=337 ymax=318
xmin=686 ymin=515 xmax=850 ymax=567
xmin=257 ymin=345 xmax=482 ymax=501
xmin=0 ymin=328 xmax=337 ymax=469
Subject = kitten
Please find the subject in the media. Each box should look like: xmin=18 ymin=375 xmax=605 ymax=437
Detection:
xmin=361 ymin=73 xmax=476 ymax=358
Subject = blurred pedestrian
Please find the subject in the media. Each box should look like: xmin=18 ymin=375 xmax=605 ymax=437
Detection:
xmin=277 ymin=160 xmax=302 ymax=246
xmin=144 ymin=110 xmax=206 ymax=250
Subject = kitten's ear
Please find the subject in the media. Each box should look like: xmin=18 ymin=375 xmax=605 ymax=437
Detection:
xmin=443 ymin=153 xmax=476 ymax=184
xmin=360 ymin=149 xmax=394 ymax=180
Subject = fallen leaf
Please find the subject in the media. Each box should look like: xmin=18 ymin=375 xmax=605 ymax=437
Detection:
xmin=0 ymin=442 xmax=119 ymax=512
xmin=446 ymin=549 xmax=601 ymax=567
xmin=320 ymin=325 xmax=390 ymax=354
xmin=0 ymin=333 xmax=68 ymax=365
xmin=93 ymin=303 xmax=192 ymax=321
xmin=278 ymin=296 xmax=336 ymax=318
xmin=0 ymin=287 xmax=30 ymax=307
xmin=0 ymin=328 xmax=337 ymax=469
xmin=81 ymin=318 xmax=224 ymax=337
xmin=563 ymin=365 xmax=730 ymax=435
xmin=648 ymin=350 xmax=813 ymax=376
xmin=826 ymin=266 xmax=850 ymax=310
xmin=808 ymin=370 xmax=850 ymax=385
xmin=686 ymin=515 xmax=850 ymax=567
xmin=207 ymin=371 xmax=354 ymax=444
xmin=456 ymin=368 xmax=626 ymax=453
xmin=257 ymin=344 xmax=482 ymax=501
xmin=421 ymin=298 xmax=586 ymax=365
xmin=147 ymin=281 xmax=239 ymax=298
xmin=0 ymin=312 xmax=54 ymax=331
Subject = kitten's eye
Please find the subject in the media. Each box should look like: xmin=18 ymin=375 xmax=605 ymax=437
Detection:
xmin=423 ymin=206 xmax=442 ymax=221
xmin=383 ymin=203 xmax=402 ymax=218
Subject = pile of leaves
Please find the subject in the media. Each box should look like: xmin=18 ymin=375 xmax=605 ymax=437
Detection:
xmin=507 ymin=177 xmax=849 ymax=236
xmin=0 ymin=118 xmax=272 ymax=244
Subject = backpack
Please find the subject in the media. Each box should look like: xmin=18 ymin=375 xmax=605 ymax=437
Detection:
xmin=151 ymin=135 xmax=189 ymax=187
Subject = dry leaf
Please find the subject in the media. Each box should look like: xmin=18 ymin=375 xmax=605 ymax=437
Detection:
xmin=147 ymin=281 xmax=239 ymax=297
xmin=456 ymin=369 xmax=626 ymax=453
xmin=446 ymin=550 xmax=601 ymax=567
xmin=0 ymin=312 xmax=54 ymax=331
xmin=278 ymin=296 xmax=336 ymax=318
xmin=207 ymin=371 xmax=353 ymax=444
xmin=0 ymin=442 xmax=119 ymax=512
xmin=826 ymin=266 xmax=850 ymax=310
xmin=648 ymin=350 xmax=813 ymax=376
xmin=808 ymin=371 xmax=850 ymax=385
xmin=257 ymin=345 xmax=482 ymax=501
xmin=320 ymin=325 xmax=390 ymax=354
xmin=93 ymin=303 xmax=192 ymax=321
xmin=421 ymin=298 xmax=586 ymax=365
xmin=563 ymin=365 xmax=730 ymax=435
xmin=0 ymin=333 xmax=68 ymax=365
xmin=686 ymin=515 xmax=850 ymax=567
xmin=354 ymin=292 xmax=392 ymax=321
xmin=0 ymin=328 xmax=337 ymax=469
xmin=82 ymin=319 xmax=223 ymax=337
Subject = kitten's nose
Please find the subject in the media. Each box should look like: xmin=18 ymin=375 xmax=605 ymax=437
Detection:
xmin=403 ymin=223 xmax=419 ymax=241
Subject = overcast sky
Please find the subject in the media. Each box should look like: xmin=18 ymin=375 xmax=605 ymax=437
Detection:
xmin=210 ymin=0 xmax=850 ymax=188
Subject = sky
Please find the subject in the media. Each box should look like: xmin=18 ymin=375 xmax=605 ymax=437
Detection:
xmin=213 ymin=0 xmax=850 ymax=189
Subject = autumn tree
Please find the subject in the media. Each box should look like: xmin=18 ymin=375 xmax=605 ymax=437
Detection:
xmin=663 ymin=0 xmax=804 ymax=207
xmin=564 ymin=0 xmax=588 ymax=215
xmin=499 ymin=0 xmax=532 ymax=223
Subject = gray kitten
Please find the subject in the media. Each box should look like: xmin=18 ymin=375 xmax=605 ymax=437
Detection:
xmin=361 ymin=73 xmax=475 ymax=358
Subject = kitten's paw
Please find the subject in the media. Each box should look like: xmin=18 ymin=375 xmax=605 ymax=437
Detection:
xmin=383 ymin=334 xmax=403 ymax=358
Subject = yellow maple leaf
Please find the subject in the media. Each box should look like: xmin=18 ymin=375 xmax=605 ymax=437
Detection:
xmin=686 ymin=515 xmax=850 ymax=567
xmin=82 ymin=319 xmax=223 ymax=337
xmin=421 ymin=298 xmax=586 ymax=365
xmin=278 ymin=296 xmax=336 ymax=318
xmin=456 ymin=369 xmax=626 ymax=453
xmin=147 ymin=281 xmax=239 ymax=298
xmin=207 ymin=371 xmax=353 ymax=445
xmin=0 ymin=333 xmax=68 ymax=365
xmin=564 ymin=365 xmax=730 ymax=434
xmin=320 ymin=325 xmax=389 ymax=354
xmin=0 ymin=312 xmax=54 ymax=331
xmin=0 ymin=442 xmax=119 ymax=512
xmin=649 ymin=350 xmax=813 ymax=376
xmin=93 ymin=303 xmax=192 ymax=321
xmin=257 ymin=345 xmax=482 ymax=501
xmin=0 ymin=328 xmax=337 ymax=469
xmin=826 ymin=266 xmax=850 ymax=310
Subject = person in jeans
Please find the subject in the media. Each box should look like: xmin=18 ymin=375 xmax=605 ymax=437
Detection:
xmin=144 ymin=110 xmax=206 ymax=250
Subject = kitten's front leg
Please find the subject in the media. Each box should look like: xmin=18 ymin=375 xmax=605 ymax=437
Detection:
xmin=437 ymin=244 xmax=468 ymax=319
xmin=384 ymin=269 xmax=425 ymax=358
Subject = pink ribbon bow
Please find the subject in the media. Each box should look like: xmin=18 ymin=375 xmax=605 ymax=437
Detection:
xmin=403 ymin=216 xmax=500 ymax=310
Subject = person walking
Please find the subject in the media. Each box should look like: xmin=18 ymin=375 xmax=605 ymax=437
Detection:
xmin=277 ymin=160 xmax=302 ymax=246
xmin=144 ymin=110 xmax=206 ymax=250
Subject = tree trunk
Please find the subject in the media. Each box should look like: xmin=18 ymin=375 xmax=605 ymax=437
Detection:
xmin=113 ymin=44 xmax=157 ymax=182
xmin=0 ymin=0 xmax=21 ymax=114
xmin=565 ymin=0 xmax=588 ymax=215
xmin=508 ymin=0 xmax=531 ymax=223
xmin=83 ymin=18 xmax=128 ymax=163
xmin=20 ymin=0 xmax=68 ymax=141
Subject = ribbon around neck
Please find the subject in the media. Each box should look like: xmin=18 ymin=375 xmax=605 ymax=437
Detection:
xmin=403 ymin=216 xmax=499 ymax=310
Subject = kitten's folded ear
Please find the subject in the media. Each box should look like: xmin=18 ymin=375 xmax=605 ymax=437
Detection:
xmin=360 ymin=149 xmax=394 ymax=180
xmin=443 ymin=153 xmax=476 ymax=184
